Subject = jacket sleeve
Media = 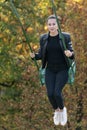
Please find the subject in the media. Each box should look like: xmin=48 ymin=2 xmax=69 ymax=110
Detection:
xmin=64 ymin=33 xmax=75 ymax=59
xmin=34 ymin=35 xmax=43 ymax=60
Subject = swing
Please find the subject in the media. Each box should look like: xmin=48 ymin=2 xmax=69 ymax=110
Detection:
xmin=39 ymin=0 xmax=76 ymax=86
xmin=10 ymin=0 xmax=76 ymax=86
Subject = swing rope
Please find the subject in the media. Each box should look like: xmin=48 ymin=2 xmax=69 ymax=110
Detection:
xmin=10 ymin=0 xmax=43 ymax=85
xmin=51 ymin=0 xmax=76 ymax=86
xmin=51 ymin=0 xmax=72 ymax=66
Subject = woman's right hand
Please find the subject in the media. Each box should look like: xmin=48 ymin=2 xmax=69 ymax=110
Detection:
xmin=30 ymin=52 xmax=35 ymax=58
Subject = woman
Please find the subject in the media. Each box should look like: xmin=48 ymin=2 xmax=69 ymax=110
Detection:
xmin=30 ymin=15 xmax=74 ymax=126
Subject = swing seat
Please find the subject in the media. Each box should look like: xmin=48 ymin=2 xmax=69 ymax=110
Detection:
xmin=39 ymin=61 xmax=76 ymax=86
xmin=39 ymin=67 xmax=45 ymax=85
xmin=68 ymin=61 xmax=76 ymax=85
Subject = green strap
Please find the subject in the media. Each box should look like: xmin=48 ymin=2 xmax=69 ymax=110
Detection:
xmin=51 ymin=0 xmax=72 ymax=67
xmin=51 ymin=0 xmax=76 ymax=87
xmin=10 ymin=0 xmax=43 ymax=85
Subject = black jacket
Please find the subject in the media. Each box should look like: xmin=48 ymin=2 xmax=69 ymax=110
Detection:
xmin=35 ymin=32 xmax=74 ymax=69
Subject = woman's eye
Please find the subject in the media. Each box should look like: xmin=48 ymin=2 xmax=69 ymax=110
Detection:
xmin=48 ymin=24 xmax=51 ymax=26
xmin=53 ymin=23 xmax=56 ymax=25
xmin=48 ymin=23 xmax=56 ymax=26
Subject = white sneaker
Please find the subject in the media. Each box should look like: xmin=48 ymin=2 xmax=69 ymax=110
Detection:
xmin=60 ymin=107 xmax=67 ymax=126
xmin=53 ymin=111 xmax=60 ymax=125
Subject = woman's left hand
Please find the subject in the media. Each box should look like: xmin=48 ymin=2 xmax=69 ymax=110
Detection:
xmin=64 ymin=50 xmax=72 ymax=57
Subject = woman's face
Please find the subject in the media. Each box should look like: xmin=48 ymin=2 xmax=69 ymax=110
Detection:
xmin=47 ymin=18 xmax=58 ymax=34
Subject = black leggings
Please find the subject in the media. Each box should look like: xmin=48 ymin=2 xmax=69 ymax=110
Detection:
xmin=45 ymin=68 xmax=68 ymax=110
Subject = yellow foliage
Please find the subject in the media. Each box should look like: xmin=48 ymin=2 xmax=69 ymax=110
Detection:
xmin=0 ymin=33 xmax=3 ymax=38
xmin=44 ymin=25 xmax=48 ymax=31
xmin=26 ymin=27 xmax=34 ymax=33
xmin=18 ymin=55 xmax=25 ymax=61
xmin=3 ymin=38 xmax=7 ymax=42
xmin=6 ymin=29 xmax=10 ymax=34
xmin=1 ymin=13 xmax=8 ymax=22
xmin=38 ymin=1 xmax=48 ymax=9
xmin=0 ymin=0 xmax=5 ymax=3
xmin=4 ymin=17 xmax=9 ymax=22
xmin=16 ymin=44 xmax=22 ymax=51
xmin=73 ymin=0 xmax=83 ymax=3
xmin=2 ymin=115 xmax=9 ymax=121
xmin=33 ymin=45 xmax=38 ymax=50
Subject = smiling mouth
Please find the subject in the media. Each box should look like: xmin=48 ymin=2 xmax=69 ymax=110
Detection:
xmin=50 ymin=29 xmax=54 ymax=31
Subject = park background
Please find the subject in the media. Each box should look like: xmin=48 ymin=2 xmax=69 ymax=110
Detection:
xmin=0 ymin=0 xmax=87 ymax=130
